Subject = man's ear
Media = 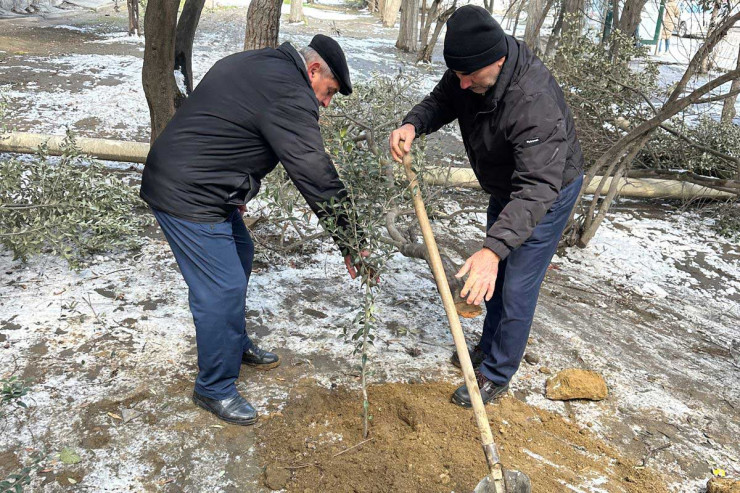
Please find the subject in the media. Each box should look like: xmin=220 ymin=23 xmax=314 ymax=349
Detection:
xmin=307 ymin=61 xmax=322 ymax=80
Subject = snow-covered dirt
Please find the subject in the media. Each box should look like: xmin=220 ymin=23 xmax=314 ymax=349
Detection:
xmin=1 ymin=4 xmax=739 ymax=492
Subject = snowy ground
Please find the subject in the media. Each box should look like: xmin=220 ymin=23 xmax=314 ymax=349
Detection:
xmin=1 ymin=194 xmax=738 ymax=492
xmin=1 ymin=3 xmax=739 ymax=492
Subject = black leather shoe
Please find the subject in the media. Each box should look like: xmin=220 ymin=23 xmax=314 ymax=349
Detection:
xmin=241 ymin=345 xmax=280 ymax=370
xmin=450 ymin=345 xmax=487 ymax=369
xmin=192 ymin=391 xmax=258 ymax=426
xmin=451 ymin=368 xmax=509 ymax=408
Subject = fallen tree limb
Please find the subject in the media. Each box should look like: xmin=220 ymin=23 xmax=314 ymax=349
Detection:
xmin=1 ymin=132 xmax=736 ymax=199
xmin=423 ymin=167 xmax=737 ymax=199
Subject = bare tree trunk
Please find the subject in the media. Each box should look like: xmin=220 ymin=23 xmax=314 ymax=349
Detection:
xmin=504 ymin=0 xmax=517 ymax=29
xmin=417 ymin=1 xmax=456 ymax=63
xmin=381 ymin=0 xmax=403 ymax=27
xmin=721 ymin=44 xmax=740 ymax=124
xmin=609 ymin=0 xmax=647 ymax=60
xmin=610 ymin=0 xmax=619 ymax=30
xmin=142 ymin=0 xmax=180 ymax=143
xmin=512 ymin=0 xmax=525 ymax=37
xmin=560 ymin=0 xmax=584 ymax=38
xmin=127 ymin=0 xmax=140 ymax=36
xmin=699 ymin=0 xmax=721 ymax=73
xmin=483 ymin=0 xmax=494 ymax=13
xmin=419 ymin=0 xmax=440 ymax=44
xmin=244 ymin=0 xmax=282 ymax=51
xmin=174 ymin=0 xmax=206 ymax=108
xmin=396 ymin=0 xmax=420 ymax=52
xmin=544 ymin=1 xmax=564 ymax=57
xmin=419 ymin=0 xmax=427 ymax=41
xmin=289 ymin=0 xmax=304 ymax=23
xmin=524 ymin=0 xmax=555 ymax=53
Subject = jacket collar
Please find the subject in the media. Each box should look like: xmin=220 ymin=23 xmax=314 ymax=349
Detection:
xmin=277 ymin=42 xmax=312 ymax=89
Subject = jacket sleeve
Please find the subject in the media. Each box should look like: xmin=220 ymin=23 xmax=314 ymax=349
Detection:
xmin=401 ymin=70 xmax=459 ymax=135
xmin=259 ymin=95 xmax=359 ymax=256
xmin=483 ymin=92 xmax=568 ymax=260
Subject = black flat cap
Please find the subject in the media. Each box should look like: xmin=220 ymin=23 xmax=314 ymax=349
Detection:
xmin=308 ymin=34 xmax=352 ymax=95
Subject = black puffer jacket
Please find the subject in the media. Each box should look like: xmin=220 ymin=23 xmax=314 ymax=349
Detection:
xmin=140 ymin=43 xmax=353 ymax=246
xmin=402 ymin=36 xmax=584 ymax=260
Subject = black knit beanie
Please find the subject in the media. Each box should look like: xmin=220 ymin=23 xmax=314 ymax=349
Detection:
xmin=444 ymin=5 xmax=508 ymax=73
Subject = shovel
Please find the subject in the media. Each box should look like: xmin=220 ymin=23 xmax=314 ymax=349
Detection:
xmin=402 ymin=153 xmax=532 ymax=493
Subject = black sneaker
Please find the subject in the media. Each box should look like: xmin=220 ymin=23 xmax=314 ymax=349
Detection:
xmin=450 ymin=368 xmax=509 ymax=408
xmin=241 ymin=345 xmax=280 ymax=370
xmin=450 ymin=345 xmax=487 ymax=369
xmin=192 ymin=390 xmax=258 ymax=426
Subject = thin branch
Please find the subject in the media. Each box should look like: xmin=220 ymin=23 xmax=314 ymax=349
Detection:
xmin=332 ymin=437 xmax=374 ymax=458
xmin=695 ymin=87 xmax=740 ymax=105
xmin=657 ymin=124 xmax=740 ymax=167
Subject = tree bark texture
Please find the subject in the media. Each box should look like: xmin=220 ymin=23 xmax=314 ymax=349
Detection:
xmin=524 ymin=0 xmax=554 ymax=53
xmin=396 ymin=0 xmax=420 ymax=52
xmin=289 ymin=0 xmax=304 ymax=23
xmin=560 ymin=0 xmax=584 ymax=39
xmin=244 ymin=0 xmax=282 ymax=51
xmin=127 ymin=0 xmax=140 ymax=36
xmin=417 ymin=1 xmax=456 ymax=62
xmin=174 ymin=0 xmax=206 ymax=107
xmin=544 ymin=2 xmax=564 ymax=57
xmin=699 ymin=0 xmax=721 ymax=73
xmin=511 ymin=0 xmax=525 ymax=37
xmin=142 ymin=0 xmax=180 ymax=143
xmin=721 ymin=44 xmax=740 ymax=124
xmin=382 ymin=0 xmax=403 ymax=27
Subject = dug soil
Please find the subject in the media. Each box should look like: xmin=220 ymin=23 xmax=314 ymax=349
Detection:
xmin=256 ymin=380 xmax=668 ymax=492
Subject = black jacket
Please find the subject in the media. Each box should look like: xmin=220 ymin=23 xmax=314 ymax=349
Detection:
xmin=140 ymin=43 xmax=353 ymax=249
xmin=403 ymin=36 xmax=584 ymax=260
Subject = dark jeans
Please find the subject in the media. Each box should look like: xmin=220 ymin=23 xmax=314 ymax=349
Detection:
xmin=152 ymin=208 xmax=254 ymax=400
xmin=479 ymin=176 xmax=583 ymax=385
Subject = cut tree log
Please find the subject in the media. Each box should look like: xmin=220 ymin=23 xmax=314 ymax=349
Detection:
xmin=0 ymin=132 xmax=735 ymax=200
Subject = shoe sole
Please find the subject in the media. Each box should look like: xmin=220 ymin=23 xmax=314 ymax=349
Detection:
xmin=450 ymin=387 xmax=509 ymax=408
xmin=242 ymin=359 xmax=281 ymax=371
xmin=192 ymin=396 xmax=258 ymax=426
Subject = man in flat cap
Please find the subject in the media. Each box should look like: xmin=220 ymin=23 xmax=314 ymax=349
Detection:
xmin=141 ymin=35 xmax=361 ymax=425
xmin=389 ymin=6 xmax=584 ymax=408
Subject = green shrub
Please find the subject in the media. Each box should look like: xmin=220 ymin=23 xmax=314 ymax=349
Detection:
xmin=0 ymin=131 xmax=150 ymax=267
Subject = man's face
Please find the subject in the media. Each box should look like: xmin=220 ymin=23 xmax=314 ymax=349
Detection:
xmin=308 ymin=63 xmax=340 ymax=108
xmin=453 ymin=57 xmax=506 ymax=94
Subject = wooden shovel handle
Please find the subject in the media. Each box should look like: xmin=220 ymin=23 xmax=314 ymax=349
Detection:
xmin=402 ymin=154 xmax=503 ymax=477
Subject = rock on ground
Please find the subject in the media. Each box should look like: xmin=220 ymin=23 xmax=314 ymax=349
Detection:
xmin=707 ymin=477 xmax=740 ymax=493
xmin=546 ymin=369 xmax=608 ymax=401
xmin=263 ymin=463 xmax=291 ymax=491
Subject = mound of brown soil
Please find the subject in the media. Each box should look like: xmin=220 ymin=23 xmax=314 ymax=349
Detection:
xmin=546 ymin=368 xmax=609 ymax=401
xmin=255 ymin=380 xmax=668 ymax=492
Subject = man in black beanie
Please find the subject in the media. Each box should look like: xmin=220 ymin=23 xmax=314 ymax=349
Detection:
xmin=141 ymin=35 xmax=365 ymax=425
xmin=389 ymin=5 xmax=584 ymax=408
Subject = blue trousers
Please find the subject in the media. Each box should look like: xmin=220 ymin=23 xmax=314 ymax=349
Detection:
xmin=478 ymin=176 xmax=583 ymax=385
xmin=152 ymin=209 xmax=254 ymax=400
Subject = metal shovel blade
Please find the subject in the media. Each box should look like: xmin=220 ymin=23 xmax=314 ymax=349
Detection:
xmin=474 ymin=469 xmax=532 ymax=493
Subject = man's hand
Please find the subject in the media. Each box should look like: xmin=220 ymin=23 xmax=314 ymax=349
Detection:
xmin=455 ymin=248 xmax=500 ymax=305
xmin=344 ymin=250 xmax=371 ymax=280
xmin=237 ymin=205 xmax=246 ymax=216
xmin=389 ymin=123 xmax=416 ymax=163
